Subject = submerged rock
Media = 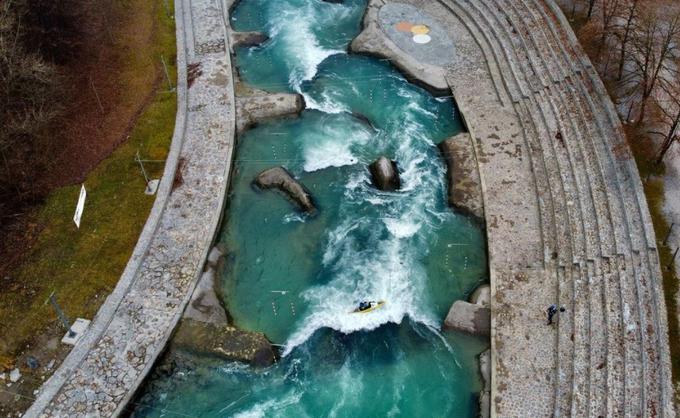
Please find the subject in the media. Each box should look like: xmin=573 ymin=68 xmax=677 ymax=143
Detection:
xmin=443 ymin=300 xmax=490 ymax=336
xmin=230 ymin=31 xmax=268 ymax=49
xmin=254 ymin=167 xmax=316 ymax=213
xmin=438 ymin=133 xmax=484 ymax=222
xmin=369 ymin=156 xmax=400 ymax=191
xmin=184 ymin=269 xmax=228 ymax=326
xmin=173 ymin=319 xmax=276 ymax=367
xmin=469 ymin=283 xmax=491 ymax=307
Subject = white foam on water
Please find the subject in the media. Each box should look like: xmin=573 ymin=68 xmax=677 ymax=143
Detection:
xmin=303 ymin=140 xmax=358 ymax=172
xmin=328 ymin=360 xmax=362 ymax=417
xmin=301 ymin=115 xmax=371 ymax=172
xmin=322 ymin=218 xmax=364 ymax=265
xmin=282 ymin=237 xmax=438 ymax=356
xmin=303 ymin=90 xmax=350 ymax=114
xmin=279 ymin=82 xmax=455 ymax=357
xmin=268 ymin=3 xmax=344 ymax=90
xmin=384 ymin=217 xmax=421 ymax=238
xmin=282 ymin=212 xmax=306 ymax=224
xmin=233 ymin=390 xmax=305 ymax=418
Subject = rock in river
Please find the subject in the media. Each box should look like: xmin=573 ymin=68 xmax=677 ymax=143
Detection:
xmin=369 ymin=156 xmax=400 ymax=191
xmin=173 ymin=319 xmax=276 ymax=367
xmin=254 ymin=167 xmax=316 ymax=213
xmin=438 ymin=133 xmax=484 ymax=222
xmin=469 ymin=283 xmax=491 ymax=307
xmin=443 ymin=300 xmax=490 ymax=336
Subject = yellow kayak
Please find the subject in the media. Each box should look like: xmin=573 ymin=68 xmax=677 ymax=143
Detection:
xmin=351 ymin=301 xmax=385 ymax=314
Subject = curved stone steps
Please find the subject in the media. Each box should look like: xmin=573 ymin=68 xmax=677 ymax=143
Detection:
xmin=532 ymin=11 xmax=658 ymax=413
xmin=456 ymin=0 xmax=581 ymax=266
xmin=448 ymin=1 xmax=530 ymax=103
xmin=485 ymin=0 xmax=551 ymax=90
xmin=446 ymin=0 xmax=660 ymax=414
xmin=586 ymin=260 xmax=608 ymax=417
xmin=431 ymin=1 xmax=672 ymax=416
xmin=516 ymin=100 xmax=567 ymax=265
xmin=510 ymin=2 xmax=664 ymax=414
xmin=529 ymin=2 xmax=671 ymax=416
xmin=602 ymin=259 xmax=626 ymax=417
xmin=570 ymin=262 xmax=590 ymax=416
xmin=502 ymin=11 xmax=631 ymax=412
xmin=487 ymin=0 xmax=612 ymax=263
xmin=494 ymin=16 xmax=636 ymax=415
xmin=445 ymin=2 xmax=596 ymax=414
xmin=555 ymin=265 xmax=575 ymax=416
xmin=541 ymin=3 xmax=657 ymax=254
xmin=438 ymin=0 xmax=561 ymax=268
xmin=543 ymin=87 xmax=601 ymax=258
xmin=516 ymin=0 xmax=628 ymax=259
xmin=467 ymin=0 xmax=600 ymax=265
xmin=632 ymin=249 xmax=663 ymax=416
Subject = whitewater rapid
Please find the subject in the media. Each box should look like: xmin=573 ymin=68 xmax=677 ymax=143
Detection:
xmin=129 ymin=1 xmax=487 ymax=415
xmin=281 ymin=67 xmax=452 ymax=357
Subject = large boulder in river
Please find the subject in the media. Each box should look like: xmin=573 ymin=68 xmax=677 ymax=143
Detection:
xmin=438 ymin=133 xmax=484 ymax=223
xmin=236 ymin=93 xmax=304 ymax=133
xmin=173 ymin=319 xmax=276 ymax=367
xmin=254 ymin=167 xmax=316 ymax=213
xmin=229 ymin=31 xmax=268 ymax=50
xmin=369 ymin=157 xmax=400 ymax=191
xmin=443 ymin=300 xmax=490 ymax=336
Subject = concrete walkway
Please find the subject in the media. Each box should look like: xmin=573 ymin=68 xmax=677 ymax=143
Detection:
xmin=23 ymin=0 xmax=236 ymax=415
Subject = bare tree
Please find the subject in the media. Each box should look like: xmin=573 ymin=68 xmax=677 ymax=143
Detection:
xmin=0 ymin=0 xmax=63 ymax=219
xmin=616 ymin=0 xmax=639 ymax=80
xmin=597 ymin=0 xmax=621 ymax=71
xmin=628 ymin=2 xmax=680 ymax=124
xmin=588 ymin=0 xmax=597 ymax=20
xmin=652 ymin=78 xmax=680 ymax=164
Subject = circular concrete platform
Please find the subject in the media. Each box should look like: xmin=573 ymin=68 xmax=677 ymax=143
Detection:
xmin=378 ymin=3 xmax=456 ymax=68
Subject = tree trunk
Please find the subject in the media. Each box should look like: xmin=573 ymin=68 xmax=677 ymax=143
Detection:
xmin=587 ymin=0 xmax=596 ymax=20
xmin=656 ymin=135 xmax=677 ymax=164
xmin=617 ymin=0 xmax=638 ymax=80
xmin=656 ymin=110 xmax=680 ymax=164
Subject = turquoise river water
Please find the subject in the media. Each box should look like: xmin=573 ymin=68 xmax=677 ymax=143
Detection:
xmin=131 ymin=0 xmax=488 ymax=416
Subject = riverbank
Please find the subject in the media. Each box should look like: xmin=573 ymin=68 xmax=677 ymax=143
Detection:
xmin=0 ymin=1 xmax=176 ymax=415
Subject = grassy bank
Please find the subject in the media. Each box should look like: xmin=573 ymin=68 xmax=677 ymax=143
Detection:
xmin=0 ymin=0 xmax=177 ymax=370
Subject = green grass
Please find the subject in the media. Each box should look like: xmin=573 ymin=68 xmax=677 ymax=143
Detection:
xmin=0 ymin=0 xmax=177 ymax=362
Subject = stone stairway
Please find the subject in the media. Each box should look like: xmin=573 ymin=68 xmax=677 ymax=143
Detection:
xmin=432 ymin=0 xmax=673 ymax=416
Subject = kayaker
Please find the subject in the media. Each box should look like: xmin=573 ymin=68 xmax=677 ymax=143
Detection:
xmin=358 ymin=301 xmax=371 ymax=311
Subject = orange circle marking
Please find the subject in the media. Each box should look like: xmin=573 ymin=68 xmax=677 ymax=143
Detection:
xmin=395 ymin=21 xmax=414 ymax=32
xmin=411 ymin=24 xmax=430 ymax=34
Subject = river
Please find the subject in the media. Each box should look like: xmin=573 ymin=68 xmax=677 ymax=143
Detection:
xmin=131 ymin=0 xmax=488 ymax=416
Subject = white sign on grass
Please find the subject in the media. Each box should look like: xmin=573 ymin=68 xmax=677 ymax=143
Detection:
xmin=73 ymin=185 xmax=87 ymax=228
